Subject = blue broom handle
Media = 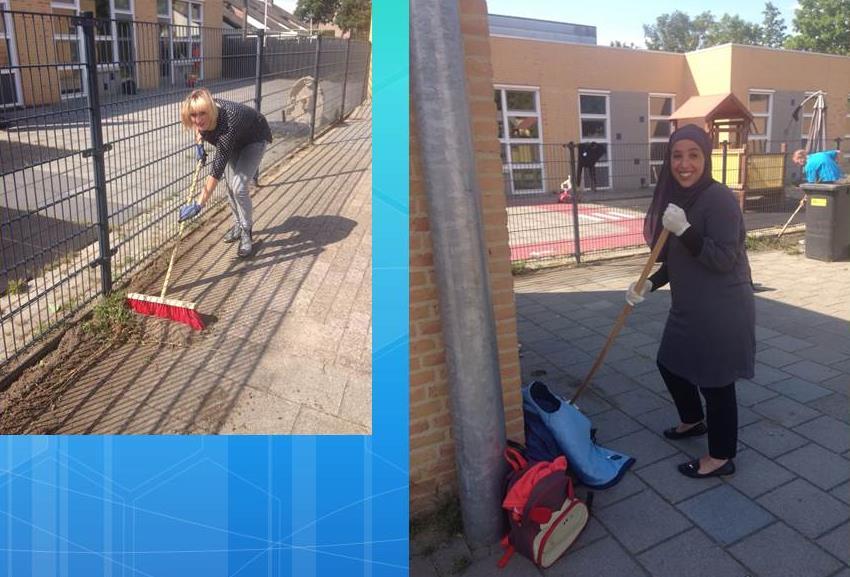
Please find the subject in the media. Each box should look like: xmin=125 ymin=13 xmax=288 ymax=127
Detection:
xmin=160 ymin=157 xmax=204 ymax=299
xmin=570 ymin=229 xmax=670 ymax=404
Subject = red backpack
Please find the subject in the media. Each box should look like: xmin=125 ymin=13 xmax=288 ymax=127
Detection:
xmin=498 ymin=446 xmax=590 ymax=569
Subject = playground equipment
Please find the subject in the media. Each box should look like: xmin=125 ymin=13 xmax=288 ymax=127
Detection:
xmin=670 ymin=93 xmax=787 ymax=210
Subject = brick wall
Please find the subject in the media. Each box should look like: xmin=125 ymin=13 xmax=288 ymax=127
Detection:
xmin=410 ymin=0 xmax=522 ymax=518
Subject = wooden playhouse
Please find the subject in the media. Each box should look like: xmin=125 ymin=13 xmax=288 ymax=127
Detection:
xmin=669 ymin=93 xmax=787 ymax=210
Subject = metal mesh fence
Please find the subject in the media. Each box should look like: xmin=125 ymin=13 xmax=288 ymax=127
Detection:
xmin=0 ymin=10 xmax=370 ymax=367
xmin=505 ymin=138 xmax=846 ymax=265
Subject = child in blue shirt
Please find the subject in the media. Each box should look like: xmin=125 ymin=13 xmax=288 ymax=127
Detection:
xmin=792 ymin=149 xmax=844 ymax=183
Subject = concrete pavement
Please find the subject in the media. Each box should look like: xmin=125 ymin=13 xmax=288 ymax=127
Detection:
xmin=412 ymin=241 xmax=849 ymax=576
xmin=8 ymin=102 xmax=372 ymax=435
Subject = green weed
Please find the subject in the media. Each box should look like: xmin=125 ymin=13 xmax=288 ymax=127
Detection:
xmin=82 ymin=291 xmax=138 ymax=341
xmin=5 ymin=279 xmax=27 ymax=296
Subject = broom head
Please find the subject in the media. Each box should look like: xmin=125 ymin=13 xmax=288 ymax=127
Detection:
xmin=126 ymin=292 xmax=204 ymax=331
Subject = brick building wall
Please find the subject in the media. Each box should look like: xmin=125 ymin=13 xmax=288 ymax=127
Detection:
xmin=410 ymin=0 xmax=523 ymax=518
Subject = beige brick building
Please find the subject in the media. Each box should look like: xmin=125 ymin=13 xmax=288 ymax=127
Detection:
xmin=1 ymin=0 xmax=227 ymax=107
xmin=488 ymin=29 xmax=850 ymax=196
xmin=410 ymin=0 xmax=523 ymax=518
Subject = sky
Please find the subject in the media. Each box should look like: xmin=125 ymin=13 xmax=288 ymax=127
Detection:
xmin=272 ymin=0 xmax=298 ymax=14
xmin=484 ymin=0 xmax=800 ymax=48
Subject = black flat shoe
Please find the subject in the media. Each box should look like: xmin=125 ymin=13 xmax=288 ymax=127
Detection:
xmin=663 ymin=422 xmax=707 ymax=440
xmin=678 ymin=458 xmax=735 ymax=479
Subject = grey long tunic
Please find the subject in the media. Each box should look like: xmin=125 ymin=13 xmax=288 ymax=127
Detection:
xmin=651 ymin=183 xmax=755 ymax=388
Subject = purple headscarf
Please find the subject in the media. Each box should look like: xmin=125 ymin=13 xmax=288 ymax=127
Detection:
xmin=643 ymin=124 xmax=716 ymax=251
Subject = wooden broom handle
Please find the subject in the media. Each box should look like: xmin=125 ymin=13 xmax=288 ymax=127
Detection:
xmin=570 ymin=228 xmax=670 ymax=405
xmin=160 ymin=158 xmax=204 ymax=299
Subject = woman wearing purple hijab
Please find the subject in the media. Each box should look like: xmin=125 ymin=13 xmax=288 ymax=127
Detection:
xmin=626 ymin=124 xmax=755 ymax=479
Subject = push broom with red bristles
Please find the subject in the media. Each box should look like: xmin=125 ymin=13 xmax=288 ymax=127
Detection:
xmin=126 ymin=157 xmax=205 ymax=331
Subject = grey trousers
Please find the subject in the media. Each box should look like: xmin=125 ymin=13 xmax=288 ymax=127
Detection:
xmin=224 ymin=141 xmax=266 ymax=231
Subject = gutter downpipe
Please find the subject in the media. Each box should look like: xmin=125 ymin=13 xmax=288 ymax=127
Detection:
xmin=410 ymin=0 xmax=507 ymax=549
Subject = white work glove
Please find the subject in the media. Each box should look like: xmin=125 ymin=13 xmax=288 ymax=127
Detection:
xmin=625 ymin=280 xmax=650 ymax=306
xmin=662 ymin=203 xmax=691 ymax=236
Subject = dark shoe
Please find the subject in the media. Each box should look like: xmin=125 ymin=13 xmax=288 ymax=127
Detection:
xmin=223 ymin=224 xmax=241 ymax=243
xmin=678 ymin=458 xmax=735 ymax=479
xmin=663 ymin=422 xmax=707 ymax=440
xmin=237 ymin=228 xmax=253 ymax=258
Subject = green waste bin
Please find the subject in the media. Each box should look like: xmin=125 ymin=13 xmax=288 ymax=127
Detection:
xmin=801 ymin=182 xmax=850 ymax=262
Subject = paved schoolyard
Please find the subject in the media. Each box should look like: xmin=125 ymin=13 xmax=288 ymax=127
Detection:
xmin=4 ymin=103 xmax=372 ymax=435
xmin=412 ymin=242 xmax=849 ymax=577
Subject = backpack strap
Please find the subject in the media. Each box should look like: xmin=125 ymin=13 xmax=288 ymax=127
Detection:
xmin=497 ymin=535 xmax=515 ymax=568
xmin=504 ymin=446 xmax=527 ymax=472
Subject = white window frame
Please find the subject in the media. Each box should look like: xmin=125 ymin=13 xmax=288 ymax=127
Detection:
xmin=0 ymin=1 xmax=23 ymax=108
xmin=577 ymin=89 xmax=611 ymax=190
xmin=748 ymin=89 xmax=773 ymax=153
xmin=648 ymin=93 xmax=674 ymax=185
xmin=495 ymin=84 xmax=546 ymax=195
xmin=167 ymin=0 xmax=204 ymax=86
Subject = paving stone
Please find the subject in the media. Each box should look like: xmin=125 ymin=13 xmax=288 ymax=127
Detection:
xmin=588 ymin=408 xmax=644 ymax=443
xmin=634 ymin=453 xmax=722 ymax=503
xmin=608 ymin=388 xmax=668 ymax=417
xmin=430 ymin=536 xmax=473 ymax=577
xmin=764 ymin=334 xmax=817 ymax=353
xmin=782 ymin=359 xmax=842 ymax=383
xmin=410 ymin=556 xmax=439 ymax=577
xmin=728 ymin=522 xmax=842 ymax=577
xmin=461 ymin=548 xmax=543 ymax=577
xmin=757 ymin=347 xmax=802 ymax=368
xmin=581 ymin=370 xmax=641 ymax=398
xmin=807 ymin=393 xmax=850 ymax=424
xmin=636 ymin=528 xmax=748 ymax=577
xmin=631 ymin=369 xmax=668 ymax=394
xmin=776 ymin=445 xmax=850 ymax=490
xmin=736 ymin=405 xmax=762 ymax=428
xmin=757 ymin=478 xmax=848 ymax=539
xmin=751 ymin=395 xmax=820 ymax=428
xmin=795 ymin=344 xmax=849 ymax=366
xmin=606 ymin=429 xmax=679 ymax=469
xmin=568 ymin=516 xmax=609 ymax=553
xmin=541 ymin=536 xmax=646 ymax=577
xmin=755 ymin=325 xmax=782 ymax=341
xmin=751 ymin=362 xmax=794 ymax=386
xmin=723 ymin=450 xmax=796 ymax=498
xmin=818 ymin=374 xmax=850 ymax=397
xmin=589 ymin=471 xmax=646 ymax=510
xmin=830 ymin=481 xmax=850 ymax=505
xmin=765 ymin=376 xmax=833 ymax=403
xmin=677 ymin=484 xmax=774 ymax=545
xmin=594 ymin=490 xmax=691 ymax=553
xmin=609 ymin=356 xmax=659 ymax=378
xmin=735 ymin=379 xmax=779 ymax=406
xmin=738 ymin=419 xmax=809 ymax=458
xmin=793 ymin=415 xmax=850 ymax=453
xmin=817 ymin=522 xmax=850 ymax=564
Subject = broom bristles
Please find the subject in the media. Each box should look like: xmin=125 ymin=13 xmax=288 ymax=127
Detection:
xmin=126 ymin=293 xmax=204 ymax=331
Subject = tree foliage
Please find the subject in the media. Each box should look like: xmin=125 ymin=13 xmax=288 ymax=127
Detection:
xmin=761 ymin=1 xmax=788 ymax=48
xmin=294 ymin=0 xmax=340 ymax=25
xmin=785 ymin=0 xmax=850 ymax=55
xmin=644 ymin=10 xmax=713 ymax=52
xmin=644 ymin=3 xmax=791 ymax=52
xmin=335 ymin=0 xmax=371 ymax=38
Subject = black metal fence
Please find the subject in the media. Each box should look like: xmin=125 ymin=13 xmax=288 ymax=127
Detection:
xmin=0 ymin=10 xmax=371 ymax=367
xmin=504 ymin=138 xmax=849 ymax=265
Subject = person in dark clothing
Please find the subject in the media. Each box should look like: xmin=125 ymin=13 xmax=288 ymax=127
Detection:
xmin=179 ymin=88 xmax=272 ymax=257
xmin=626 ymin=124 xmax=755 ymax=479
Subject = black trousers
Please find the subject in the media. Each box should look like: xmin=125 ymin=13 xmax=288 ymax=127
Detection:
xmin=658 ymin=362 xmax=738 ymax=459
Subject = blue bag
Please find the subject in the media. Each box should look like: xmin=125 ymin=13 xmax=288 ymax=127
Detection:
xmin=522 ymin=381 xmax=634 ymax=489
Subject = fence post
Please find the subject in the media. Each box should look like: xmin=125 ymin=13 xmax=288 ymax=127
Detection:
xmin=254 ymin=29 xmax=265 ymax=112
xmin=339 ymin=38 xmax=351 ymax=122
xmin=77 ymin=11 xmax=113 ymax=295
xmin=835 ymin=137 xmax=842 ymax=150
xmin=721 ymin=140 xmax=728 ymax=185
xmin=309 ymin=34 xmax=323 ymax=143
xmin=567 ymin=142 xmax=582 ymax=264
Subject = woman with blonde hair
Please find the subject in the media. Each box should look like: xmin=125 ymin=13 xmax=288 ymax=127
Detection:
xmin=178 ymin=87 xmax=272 ymax=257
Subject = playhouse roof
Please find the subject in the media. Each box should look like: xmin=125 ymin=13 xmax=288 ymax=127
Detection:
xmin=669 ymin=93 xmax=754 ymax=123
